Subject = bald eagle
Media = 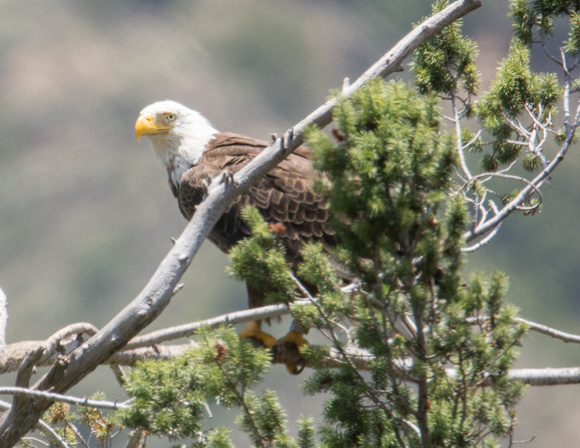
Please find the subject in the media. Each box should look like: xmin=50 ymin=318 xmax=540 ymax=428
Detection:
xmin=135 ymin=100 xmax=336 ymax=372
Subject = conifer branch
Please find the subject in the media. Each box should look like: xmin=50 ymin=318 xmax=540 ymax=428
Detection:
xmin=0 ymin=401 xmax=71 ymax=448
xmin=464 ymin=133 xmax=572 ymax=244
xmin=464 ymin=35 xmax=580 ymax=244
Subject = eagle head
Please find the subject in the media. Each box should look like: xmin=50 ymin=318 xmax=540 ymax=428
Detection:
xmin=135 ymin=100 xmax=218 ymax=190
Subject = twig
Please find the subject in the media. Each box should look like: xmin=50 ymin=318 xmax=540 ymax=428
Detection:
xmin=67 ymin=421 xmax=89 ymax=447
xmin=109 ymin=365 xmax=127 ymax=387
xmin=468 ymin=316 xmax=580 ymax=344
xmin=452 ymin=85 xmax=473 ymax=180
xmin=21 ymin=437 xmax=50 ymax=447
xmin=460 ymin=173 xmax=543 ymax=212
xmin=0 ymin=388 xmax=129 ymax=410
xmin=461 ymin=221 xmax=501 ymax=252
xmin=323 ymin=346 xmax=580 ymax=385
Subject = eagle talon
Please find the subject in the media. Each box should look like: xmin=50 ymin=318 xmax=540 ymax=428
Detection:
xmin=272 ymin=331 xmax=309 ymax=374
xmin=222 ymin=171 xmax=236 ymax=186
xmin=239 ymin=321 xmax=277 ymax=349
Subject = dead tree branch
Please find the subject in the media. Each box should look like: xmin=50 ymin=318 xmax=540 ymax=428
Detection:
xmin=0 ymin=388 xmax=130 ymax=411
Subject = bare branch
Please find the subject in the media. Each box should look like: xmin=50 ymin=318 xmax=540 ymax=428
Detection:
xmin=107 ymin=343 xmax=197 ymax=365
xmin=14 ymin=347 xmax=44 ymax=389
xmin=519 ymin=317 xmax=580 ymax=343
xmin=0 ymin=323 xmax=99 ymax=375
xmin=124 ymin=429 xmax=144 ymax=448
xmin=505 ymin=367 xmax=580 ymax=386
xmin=468 ymin=316 xmax=580 ymax=344
xmin=0 ymin=388 xmax=129 ymax=411
xmin=461 ymin=221 xmax=501 ymax=252
xmin=127 ymin=283 xmax=357 ymax=349
xmin=323 ymin=347 xmax=580 ymax=386
xmin=125 ymin=303 xmax=297 ymax=350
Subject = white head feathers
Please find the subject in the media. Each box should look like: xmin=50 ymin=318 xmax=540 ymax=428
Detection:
xmin=136 ymin=100 xmax=218 ymax=189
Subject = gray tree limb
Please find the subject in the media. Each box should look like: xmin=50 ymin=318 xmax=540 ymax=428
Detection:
xmin=0 ymin=388 xmax=130 ymax=411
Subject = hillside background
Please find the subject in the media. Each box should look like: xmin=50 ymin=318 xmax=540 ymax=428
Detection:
xmin=1 ymin=1 xmax=579 ymax=446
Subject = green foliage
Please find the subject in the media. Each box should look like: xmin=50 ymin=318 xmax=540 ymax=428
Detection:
xmin=510 ymin=0 xmax=580 ymax=48
xmin=302 ymin=80 xmax=526 ymax=447
xmin=228 ymin=206 xmax=298 ymax=304
xmin=475 ymin=38 xmax=561 ymax=172
xmin=201 ymin=427 xmax=236 ymax=448
xmin=296 ymin=416 xmax=316 ymax=448
xmin=478 ymin=39 xmax=560 ymax=125
xmin=114 ymin=350 xmax=207 ymax=439
xmin=44 ymin=402 xmax=80 ymax=446
xmin=44 ymin=394 xmax=120 ymax=447
xmin=308 ymin=80 xmax=456 ymax=287
xmin=116 ymin=326 xmax=306 ymax=447
xmin=413 ymin=1 xmax=480 ymax=97
xmin=469 ymin=0 xmax=580 ymax=175
xmin=476 ymin=40 xmax=562 ymax=171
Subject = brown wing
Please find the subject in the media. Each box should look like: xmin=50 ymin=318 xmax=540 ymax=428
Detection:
xmin=177 ymin=132 xmax=336 ymax=265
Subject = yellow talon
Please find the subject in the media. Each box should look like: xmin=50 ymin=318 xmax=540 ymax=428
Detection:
xmin=239 ymin=321 xmax=277 ymax=349
xmin=273 ymin=331 xmax=310 ymax=374
xmin=240 ymin=323 xmax=310 ymax=374
xmin=276 ymin=331 xmax=309 ymax=348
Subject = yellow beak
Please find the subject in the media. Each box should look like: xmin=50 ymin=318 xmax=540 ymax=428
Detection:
xmin=135 ymin=114 xmax=171 ymax=142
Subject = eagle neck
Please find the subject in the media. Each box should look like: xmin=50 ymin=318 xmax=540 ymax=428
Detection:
xmin=152 ymin=123 xmax=218 ymax=192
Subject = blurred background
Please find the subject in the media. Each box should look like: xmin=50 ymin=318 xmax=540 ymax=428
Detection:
xmin=0 ymin=0 xmax=579 ymax=446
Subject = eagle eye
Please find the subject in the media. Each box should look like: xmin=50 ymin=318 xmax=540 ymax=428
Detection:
xmin=165 ymin=113 xmax=177 ymax=122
